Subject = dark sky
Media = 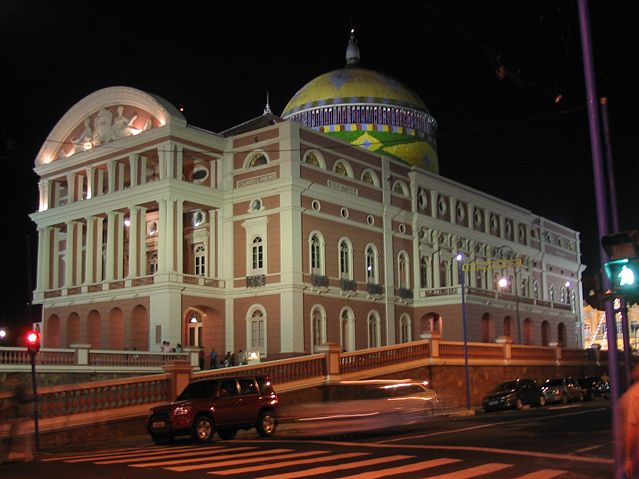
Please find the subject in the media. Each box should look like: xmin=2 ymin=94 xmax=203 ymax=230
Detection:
xmin=1 ymin=1 xmax=638 ymax=328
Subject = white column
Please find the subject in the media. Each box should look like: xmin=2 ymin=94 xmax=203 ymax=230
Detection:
xmin=129 ymin=154 xmax=139 ymax=187
xmin=176 ymin=146 xmax=183 ymax=181
xmin=86 ymin=167 xmax=94 ymax=200
xmin=159 ymin=142 xmax=173 ymax=179
xmin=66 ymin=174 xmax=76 ymax=204
xmin=52 ymin=227 xmax=60 ymax=288
xmin=117 ymin=162 xmax=125 ymax=191
xmin=138 ymin=206 xmax=147 ymax=276
xmin=36 ymin=227 xmax=51 ymax=290
xmin=449 ymin=197 xmax=457 ymax=224
xmin=75 ymin=221 xmax=84 ymax=284
xmin=107 ymin=161 xmax=116 ymax=194
xmin=106 ymin=212 xmax=117 ymax=280
xmin=176 ymin=199 xmax=184 ymax=274
xmin=96 ymin=169 xmax=104 ymax=196
xmin=140 ymin=156 xmax=147 ymax=185
xmin=115 ymin=211 xmax=124 ymax=279
xmin=165 ymin=199 xmax=176 ymax=271
xmin=95 ymin=217 xmax=104 ymax=282
xmin=85 ymin=216 xmax=96 ymax=284
xmin=65 ymin=222 xmax=75 ymax=287
xmin=128 ymin=206 xmax=140 ymax=278
xmin=209 ymin=209 xmax=216 ymax=278
xmin=158 ymin=199 xmax=167 ymax=272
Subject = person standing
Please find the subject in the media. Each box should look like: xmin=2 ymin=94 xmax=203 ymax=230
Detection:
xmin=209 ymin=348 xmax=218 ymax=369
xmin=622 ymin=363 xmax=639 ymax=478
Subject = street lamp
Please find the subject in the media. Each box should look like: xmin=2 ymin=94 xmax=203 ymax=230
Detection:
xmin=456 ymin=253 xmax=471 ymax=411
xmin=497 ymin=246 xmax=522 ymax=344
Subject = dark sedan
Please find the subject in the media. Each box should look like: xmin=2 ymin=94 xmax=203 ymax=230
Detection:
xmin=542 ymin=377 xmax=584 ymax=404
xmin=482 ymin=379 xmax=546 ymax=412
xmin=578 ymin=376 xmax=611 ymax=401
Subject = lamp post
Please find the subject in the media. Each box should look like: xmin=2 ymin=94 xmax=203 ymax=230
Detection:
xmin=497 ymin=246 xmax=522 ymax=344
xmin=456 ymin=253 xmax=471 ymax=411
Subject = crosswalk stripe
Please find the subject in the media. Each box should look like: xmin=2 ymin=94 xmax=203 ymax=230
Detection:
xmin=418 ymin=463 xmax=512 ymax=478
xmin=254 ymin=454 xmax=413 ymax=479
xmin=128 ymin=447 xmax=262 ymax=468
xmin=336 ymin=458 xmax=462 ymax=479
xmin=166 ymin=450 xmax=327 ymax=472
xmin=514 ymin=470 xmax=567 ymax=479
xmin=97 ymin=446 xmax=259 ymax=465
xmin=41 ymin=447 xmax=149 ymax=461
xmin=63 ymin=445 xmax=211 ymax=462
xmin=209 ymin=452 xmax=370 ymax=476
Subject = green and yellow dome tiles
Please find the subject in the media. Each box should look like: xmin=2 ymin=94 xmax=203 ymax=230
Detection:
xmin=281 ymin=32 xmax=439 ymax=173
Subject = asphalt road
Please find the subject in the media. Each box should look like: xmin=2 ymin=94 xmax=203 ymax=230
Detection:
xmin=1 ymin=400 xmax=613 ymax=478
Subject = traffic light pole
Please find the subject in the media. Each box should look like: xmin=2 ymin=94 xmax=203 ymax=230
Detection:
xmin=29 ymin=352 xmax=40 ymax=452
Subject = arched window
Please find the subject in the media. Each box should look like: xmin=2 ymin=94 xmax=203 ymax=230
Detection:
xmin=503 ymin=316 xmax=513 ymax=338
xmin=523 ymin=318 xmax=532 ymax=345
xmin=333 ymin=160 xmax=353 ymax=178
xmin=251 ymin=236 xmax=264 ymax=271
xmin=361 ymin=169 xmax=380 ymax=186
xmin=365 ymin=245 xmax=378 ymax=283
xmin=549 ymin=285 xmax=555 ymax=303
xmin=367 ymin=311 xmax=381 ymax=348
xmin=533 ymin=281 xmax=540 ymax=299
xmin=420 ymin=256 xmax=430 ymax=288
xmin=303 ymin=151 xmax=324 ymax=168
xmin=393 ymin=180 xmax=409 ymax=197
xmin=558 ymin=322 xmax=567 ymax=346
xmin=248 ymin=307 xmax=266 ymax=355
xmin=187 ymin=310 xmax=203 ymax=347
xmin=247 ymin=152 xmax=268 ymax=168
xmin=194 ymin=244 xmax=206 ymax=276
xmin=440 ymin=260 xmax=449 ymax=287
xmin=399 ymin=314 xmax=412 ymax=343
xmin=520 ymin=278 xmax=528 ymax=297
xmin=397 ymin=251 xmax=410 ymax=289
xmin=309 ymin=232 xmax=324 ymax=275
xmin=541 ymin=320 xmax=550 ymax=346
xmin=340 ymin=308 xmax=355 ymax=352
xmin=560 ymin=286 xmax=567 ymax=303
xmin=339 ymin=238 xmax=353 ymax=279
xmin=310 ymin=306 xmax=326 ymax=352
xmin=149 ymin=251 xmax=158 ymax=274
xmin=481 ymin=313 xmax=492 ymax=342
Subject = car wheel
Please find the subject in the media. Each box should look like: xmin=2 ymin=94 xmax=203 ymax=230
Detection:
xmin=256 ymin=410 xmax=277 ymax=437
xmin=150 ymin=433 xmax=173 ymax=445
xmin=514 ymin=398 xmax=523 ymax=410
xmin=218 ymin=428 xmax=237 ymax=440
xmin=191 ymin=415 xmax=215 ymax=443
xmin=537 ymin=395 xmax=546 ymax=407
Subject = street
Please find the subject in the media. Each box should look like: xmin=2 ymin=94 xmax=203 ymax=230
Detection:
xmin=2 ymin=401 xmax=612 ymax=478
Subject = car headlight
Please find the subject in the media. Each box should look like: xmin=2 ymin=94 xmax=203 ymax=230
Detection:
xmin=173 ymin=406 xmax=191 ymax=416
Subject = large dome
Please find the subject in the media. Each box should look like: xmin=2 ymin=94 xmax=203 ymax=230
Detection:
xmin=282 ymin=33 xmax=438 ymax=172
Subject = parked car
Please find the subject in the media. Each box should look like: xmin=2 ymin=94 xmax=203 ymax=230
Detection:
xmin=482 ymin=379 xmax=545 ymax=412
xmin=279 ymin=379 xmax=437 ymax=436
xmin=542 ymin=377 xmax=583 ymax=404
xmin=146 ymin=375 xmax=279 ymax=444
xmin=577 ymin=376 xmax=611 ymax=401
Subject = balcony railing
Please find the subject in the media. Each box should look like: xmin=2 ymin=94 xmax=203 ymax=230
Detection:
xmin=367 ymin=283 xmax=383 ymax=295
xmin=311 ymin=274 xmax=329 ymax=288
xmin=246 ymin=274 xmax=266 ymax=287
xmin=340 ymin=279 xmax=357 ymax=292
xmin=399 ymin=287 xmax=414 ymax=299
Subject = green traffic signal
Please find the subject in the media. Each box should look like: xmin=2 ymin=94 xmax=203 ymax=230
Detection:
xmin=604 ymin=258 xmax=639 ymax=294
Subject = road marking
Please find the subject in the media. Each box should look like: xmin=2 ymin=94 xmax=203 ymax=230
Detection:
xmin=379 ymin=407 xmax=608 ymax=442
xmin=63 ymin=445 xmax=212 ymax=462
xmin=164 ymin=450 xmax=323 ymax=472
xmin=574 ymin=444 xmax=604 ymax=453
xmin=41 ymin=446 xmax=150 ymax=461
xmin=98 ymin=446 xmax=259 ymax=465
xmin=264 ymin=439 xmax=613 ymax=465
xmin=206 ymin=452 xmax=369 ymax=476
xmin=513 ymin=470 xmax=568 ymax=478
xmin=334 ymin=458 xmax=461 ymax=478
xmin=254 ymin=454 xmax=413 ymax=479
xmin=418 ymin=462 xmax=511 ymax=478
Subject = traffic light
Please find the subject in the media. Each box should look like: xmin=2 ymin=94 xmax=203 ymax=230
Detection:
xmin=582 ymin=270 xmax=610 ymax=311
xmin=604 ymin=258 xmax=639 ymax=297
xmin=25 ymin=330 xmax=41 ymax=356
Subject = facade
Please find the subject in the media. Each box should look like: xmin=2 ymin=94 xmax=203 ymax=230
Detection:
xmin=30 ymin=39 xmax=583 ymax=362
xmin=582 ymin=303 xmax=639 ymax=350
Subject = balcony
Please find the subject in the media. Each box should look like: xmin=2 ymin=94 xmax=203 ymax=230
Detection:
xmin=399 ymin=287 xmax=414 ymax=299
xmin=367 ymin=283 xmax=383 ymax=295
xmin=246 ymin=274 xmax=266 ymax=288
xmin=311 ymin=274 xmax=329 ymax=288
xmin=340 ymin=279 xmax=357 ymax=292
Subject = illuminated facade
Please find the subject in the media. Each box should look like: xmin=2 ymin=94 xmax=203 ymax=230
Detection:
xmin=30 ymin=39 xmax=583 ymax=361
xmin=582 ymin=303 xmax=639 ymax=351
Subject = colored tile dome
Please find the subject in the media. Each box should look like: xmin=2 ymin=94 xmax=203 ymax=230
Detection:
xmin=281 ymin=32 xmax=439 ymax=173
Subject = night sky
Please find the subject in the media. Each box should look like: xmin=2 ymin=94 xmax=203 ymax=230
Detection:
xmin=1 ymin=1 xmax=638 ymax=331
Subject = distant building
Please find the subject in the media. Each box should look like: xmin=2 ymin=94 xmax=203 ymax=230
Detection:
xmin=30 ymin=35 xmax=583 ymax=359
xmin=582 ymin=303 xmax=639 ymax=350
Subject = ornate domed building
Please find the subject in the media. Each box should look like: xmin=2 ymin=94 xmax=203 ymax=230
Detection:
xmin=282 ymin=32 xmax=439 ymax=173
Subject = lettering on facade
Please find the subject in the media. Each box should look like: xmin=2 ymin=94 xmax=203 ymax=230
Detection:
xmin=236 ymin=172 xmax=276 ymax=188
xmin=326 ymin=179 xmax=359 ymax=196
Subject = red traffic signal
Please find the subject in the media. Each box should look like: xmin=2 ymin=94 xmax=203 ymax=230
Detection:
xmin=25 ymin=330 xmax=41 ymax=355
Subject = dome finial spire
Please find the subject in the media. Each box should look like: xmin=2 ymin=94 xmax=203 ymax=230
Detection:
xmin=263 ymin=90 xmax=272 ymax=115
xmin=345 ymin=28 xmax=360 ymax=66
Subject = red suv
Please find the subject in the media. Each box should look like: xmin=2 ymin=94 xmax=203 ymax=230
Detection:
xmin=146 ymin=376 xmax=279 ymax=444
